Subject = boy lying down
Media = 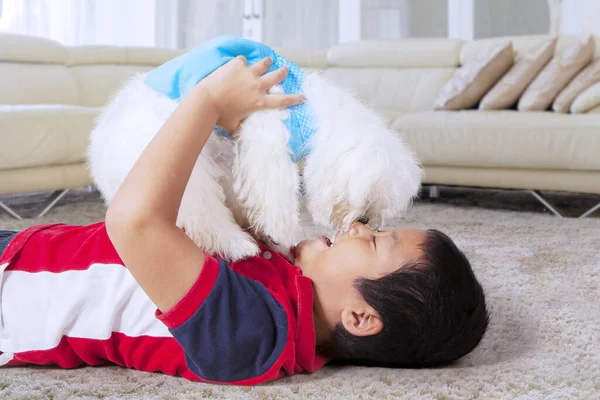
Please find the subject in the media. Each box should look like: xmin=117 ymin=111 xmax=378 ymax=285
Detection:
xmin=0 ymin=55 xmax=489 ymax=385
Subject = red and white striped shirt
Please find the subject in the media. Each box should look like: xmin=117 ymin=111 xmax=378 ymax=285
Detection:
xmin=0 ymin=222 xmax=327 ymax=385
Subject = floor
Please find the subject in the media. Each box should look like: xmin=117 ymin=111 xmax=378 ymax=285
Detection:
xmin=0 ymin=187 xmax=599 ymax=399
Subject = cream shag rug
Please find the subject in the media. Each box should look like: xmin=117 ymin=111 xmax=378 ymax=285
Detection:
xmin=0 ymin=188 xmax=599 ymax=400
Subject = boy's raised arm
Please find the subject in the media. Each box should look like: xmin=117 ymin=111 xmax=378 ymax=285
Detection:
xmin=105 ymin=55 xmax=304 ymax=312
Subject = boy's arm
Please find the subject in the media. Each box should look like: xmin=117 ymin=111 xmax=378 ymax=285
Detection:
xmin=105 ymin=56 xmax=303 ymax=312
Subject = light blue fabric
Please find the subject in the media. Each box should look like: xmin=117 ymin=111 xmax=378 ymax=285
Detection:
xmin=144 ymin=36 xmax=316 ymax=162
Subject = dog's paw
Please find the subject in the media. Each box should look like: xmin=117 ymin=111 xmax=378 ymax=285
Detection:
xmin=182 ymin=224 xmax=260 ymax=262
xmin=216 ymin=229 xmax=261 ymax=261
xmin=251 ymin=232 xmax=295 ymax=263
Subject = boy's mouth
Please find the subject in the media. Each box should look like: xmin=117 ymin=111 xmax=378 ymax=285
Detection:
xmin=318 ymin=235 xmax=333 ymax=247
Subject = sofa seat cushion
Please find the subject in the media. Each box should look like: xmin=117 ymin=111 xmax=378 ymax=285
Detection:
xmin=392 ymin=110 xmax=600 ymax=171
xmin=0 ymin=105 xmax=99 ymax=170
xmin=375 ymin=109 xmax=413 ymax=125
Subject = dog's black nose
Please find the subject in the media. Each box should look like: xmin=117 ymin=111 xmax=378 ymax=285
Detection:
xmin=356 ymin=216 xmax=369 ymax=225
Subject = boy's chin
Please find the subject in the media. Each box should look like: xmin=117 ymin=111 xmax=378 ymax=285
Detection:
xmin=294 ymin=238 xmax=329 ymax=264
xmin=293 ymin=239 xmax=316 ymax=265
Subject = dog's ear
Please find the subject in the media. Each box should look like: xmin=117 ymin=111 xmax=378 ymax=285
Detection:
xmin=356 ymin=216 xmax=369 ymax=225
xmin=301 ymin=72 xmax=422 ymax=231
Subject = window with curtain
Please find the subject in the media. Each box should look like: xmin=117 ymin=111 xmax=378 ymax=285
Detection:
xmin=0 ymin=0 xmax=179 ymax=47
xmin=177 ymin=0 xmax=339 ymax=50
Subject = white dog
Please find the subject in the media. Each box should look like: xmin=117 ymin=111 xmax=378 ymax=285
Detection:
xmin=88 ymin=71 xmax=422 ymax=261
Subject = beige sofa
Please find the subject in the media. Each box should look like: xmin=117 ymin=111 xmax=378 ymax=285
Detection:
xmin=1 ymin=33 xmax=599 ymax=218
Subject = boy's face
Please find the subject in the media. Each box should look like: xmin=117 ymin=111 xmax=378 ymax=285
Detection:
xmin=294 ymin=221 xmax=427 ymax=336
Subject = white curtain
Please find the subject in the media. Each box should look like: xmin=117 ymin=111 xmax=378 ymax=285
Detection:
xmin=559 ymin=0 xmax=600 ymax=35
xmin=0 ymin=0 xmax=179 ymax=47
xmin=262 ymin=0 xmax=339 ymax=49
xmin=178 ymin=0 xmax=244 ymax=50
xmin=178 ymin=0 xmax=340 ymax=50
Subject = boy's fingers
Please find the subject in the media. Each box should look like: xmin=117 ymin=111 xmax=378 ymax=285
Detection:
xmin=251 ymin=56 xmax=273 ymax=75
xmin=234 ymin=55 xmax=248 ymax=66
xmin=260 ymin=66 xmax=288 ymax=89
xmin=262 ymin=94 xmax=305 ymax=109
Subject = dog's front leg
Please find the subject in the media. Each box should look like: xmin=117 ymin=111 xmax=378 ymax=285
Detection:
xmin=178 ymin=152 xmax=260 ymax=262
xmin=233 ymin=108 xmax=300 ymax=251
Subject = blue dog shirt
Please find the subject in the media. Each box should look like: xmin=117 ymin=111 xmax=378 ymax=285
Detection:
xmin=144 ymin=36 xmax=316 ymax=162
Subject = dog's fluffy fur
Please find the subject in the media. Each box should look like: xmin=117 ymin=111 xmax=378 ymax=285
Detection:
xmin=88 ymin=72 xmax=422 ymax=261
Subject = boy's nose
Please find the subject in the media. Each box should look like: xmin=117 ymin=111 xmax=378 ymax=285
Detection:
xmin=348 ymin=221 xmax=373 ymax=237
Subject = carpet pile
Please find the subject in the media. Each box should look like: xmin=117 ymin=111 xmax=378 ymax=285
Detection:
xmin=0 ymin=188 xmax=598 ymax=399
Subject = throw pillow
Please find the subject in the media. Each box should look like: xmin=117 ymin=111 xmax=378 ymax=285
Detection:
xmin=571 ymin=81 xmax=600 ymax=113
xmin=435 ymin=42 xmax=514 ymax=110
xmin=518 ymin=35 xmax=595 ymax=111
xmin=553 ymin=59 xmax=600 ymax=112
xmin=479 ymin=38 xmax=557 ymax=110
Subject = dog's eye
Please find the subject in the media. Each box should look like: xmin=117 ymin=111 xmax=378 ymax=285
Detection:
xmin=357 ymin=216 xmax=369 ymax=224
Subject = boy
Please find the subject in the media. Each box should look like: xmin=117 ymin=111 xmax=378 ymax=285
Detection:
xmin=0 ymin=56 xmax=489 ymax=385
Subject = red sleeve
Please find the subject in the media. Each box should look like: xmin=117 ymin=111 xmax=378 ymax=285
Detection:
xmin=155 ymin=253 xmax=220 ymax=329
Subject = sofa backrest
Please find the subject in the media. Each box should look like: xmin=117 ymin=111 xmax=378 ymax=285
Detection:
xmin=321 ymin=39 xmax=461 ymax=113
xmin=1 ymin=32 xmax=599 ymax=112
xmin=0 ymin=33 xmax=182 ymax=107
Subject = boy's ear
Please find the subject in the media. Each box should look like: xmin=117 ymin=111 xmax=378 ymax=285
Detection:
xmin=341 ymin=307 xmax=383 ymax=337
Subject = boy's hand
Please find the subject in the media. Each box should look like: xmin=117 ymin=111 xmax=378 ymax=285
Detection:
xmin=195 ymin=56 xmax=305 ymax=134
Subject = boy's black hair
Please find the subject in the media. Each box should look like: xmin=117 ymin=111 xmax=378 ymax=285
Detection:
xmin=328 ymin=229 xmax=489 ymax=367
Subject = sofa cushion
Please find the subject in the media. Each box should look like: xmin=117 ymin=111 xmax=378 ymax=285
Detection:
xmin=553 ymin=59 xmax=600 ymax=113
xmin=392 ymin=110 xmax=600 ymax=171
xmin=0 ymin=105 xmax=99 ymax=170
xmin=518 ymin=36 xmax=595 ymax=111
xmin=435 ymin=42 xmax=514 ymax=110
xmin=480 ymin=38 xmax=557 ymax=110
xmin=571 ymin=81 xmax=600 ymax=113
xmin=461 ymin=35 xmax=600 ymax=65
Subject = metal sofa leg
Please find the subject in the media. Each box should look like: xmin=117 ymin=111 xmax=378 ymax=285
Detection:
xmin=530 ymin=190 xmax=600 ymax=218
xmin=529 ymin=190 xmax=564 ymax=217
xmin=0 ymin=189 xmax=69 ymax=219
xmin=0 ymin=202 xmax=24 ymax=220
xmin=579 ymin=202 xmax=600 ymax=219
xmin=429 ymin=185 xmax=440 ymax=199
xmin=37 ymin=189 xmax=70 ymax=218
